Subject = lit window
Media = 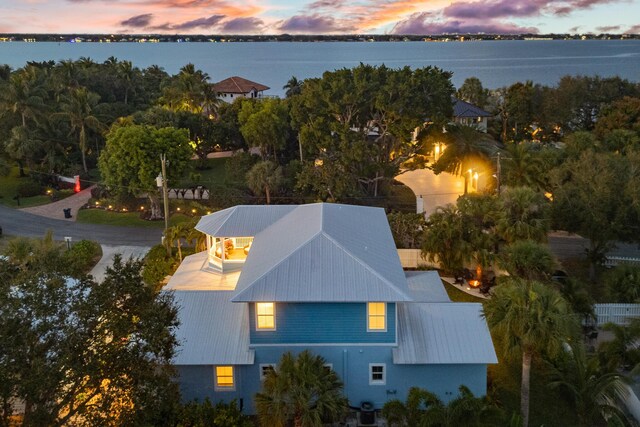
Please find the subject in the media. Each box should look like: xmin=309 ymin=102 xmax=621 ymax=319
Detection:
xmin=369 ymin=364 xmax=386 ymax=385
xmin=260 ymin=364 xmax=276 ymax=381
xmin=215 ymin=366 xmax=234 ymax=390
xmin=368 ymin=302 xmax=386 ymax=331
xmin=256 ymin=302 xmax=276 ymax=330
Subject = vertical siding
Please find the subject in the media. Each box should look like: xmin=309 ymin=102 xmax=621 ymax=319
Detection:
xmin=249 ymin=303 xmax=396 ymax=344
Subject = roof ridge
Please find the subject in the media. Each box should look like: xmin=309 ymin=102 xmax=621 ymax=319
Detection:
xmin=320 ymin=231 xmax=412 ymax=301
xmin=214 ymin=205 xmax=238 ymax=236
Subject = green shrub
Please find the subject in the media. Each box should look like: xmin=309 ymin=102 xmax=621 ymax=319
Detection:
xmin=605 ymin=264 xmax=640 ymax=303
xmin=225 ymin=152 xmax=258 ymax=183
xmin=16 ymin=180 xmax=42 ymax=197
xmin=143 ymin=244 xmax=176 ymax=290
xmin=177 ymin=399 xmax=253 ymax=427
xmin=64 ymin=240 xmax=102 ymax=275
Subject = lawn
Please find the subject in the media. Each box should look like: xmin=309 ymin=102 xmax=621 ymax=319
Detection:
xmin=443 ymin=280 xmax=485 ymax=303
xmin=0 ymin=167 xmax=53 ymax=208
xmin=179 ymin=158 xmax=231 ymax=188
xmin=77 ymin=209 xmax=193 ymax=228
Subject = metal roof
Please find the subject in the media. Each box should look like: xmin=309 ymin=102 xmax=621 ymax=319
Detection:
xmin=231 ymin=203 xmax=413 ymax=302
xmin=393 ymin=303 xmax=497 ymax=364
xmin=196 ymin=205 xmax=296 ymax=237
xmin=452 ymin=97 xmax=492 ymax=118
xmin=404 ymin=271 xmax=451 ymax=302
xmin=171 ymin=290 xmax=254 ymax=365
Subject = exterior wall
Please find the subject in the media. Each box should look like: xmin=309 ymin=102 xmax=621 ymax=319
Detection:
xmin=177 ymin=349 xmax=488 ymax=415
xmin=249 ymin=302 xmax=396 ymax=344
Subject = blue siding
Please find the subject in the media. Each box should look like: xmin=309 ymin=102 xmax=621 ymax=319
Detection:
xmin=177 ymin=348 xmax=488 ymax=415
xmin=249 ymin=303 xmax=396 ymax=344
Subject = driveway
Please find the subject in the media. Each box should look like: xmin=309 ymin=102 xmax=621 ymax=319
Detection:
xmin=0 ymin=204 xmax=162 ymax=246
xmin=395 ymin=169 xmax=465 ymax=216
xmin=90 ymin=245 xmax=152 ymax=282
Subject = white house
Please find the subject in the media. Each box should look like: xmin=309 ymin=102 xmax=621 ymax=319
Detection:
xmin=213 ymin=76 xmax=270 ymax=103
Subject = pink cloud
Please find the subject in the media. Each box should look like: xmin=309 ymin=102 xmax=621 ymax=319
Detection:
xmin=625 ymin=24 xmax=640 ymax=34
xmin=120 ymin=13 xmax=153 ymax=28
xmin=596 ymin=25 xmax=620 ymax=32
xmin=391 ymin=11 xmax=539 ymax=34
xmin=443 ymin=0 xmax=542 ymax=19
xmin=278 ymin=14 xmax=356 ymax=33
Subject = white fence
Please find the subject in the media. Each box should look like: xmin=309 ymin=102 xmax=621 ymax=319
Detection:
xmin=397 ymin=249 xmax=439 ymax=269
xmin=593 ymin=304 xmax=640 ymax=326
xmin=604 ymin=256 xmax=640 ymax=268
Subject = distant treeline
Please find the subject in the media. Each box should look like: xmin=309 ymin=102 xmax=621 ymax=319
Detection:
xmin=1 ymin=33 xmax=639 ymax=43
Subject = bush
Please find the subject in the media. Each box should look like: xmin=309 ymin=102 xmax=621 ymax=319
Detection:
xmin=177 ymin=399 xmax=253 ymax=427
xmin=16 ymin=180 xmax=42 ymax=197
xmin=604 ymin=264 xmax=640 ymax=303
xmin=225 ymin=151 xmax=259 ymax=183
xmin=91 ymin=184 xmax=111 ymax=199
xmin=64 ymin=240 xmax=102 ymax=275
xmin=143 ymin=244 xmax=177 ymax=290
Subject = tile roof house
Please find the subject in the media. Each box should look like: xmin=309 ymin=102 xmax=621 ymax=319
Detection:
xmin=165 ymin=203 xmax=496 ymax=415
xmin=212 ymin=76 xmax=270 ymax=103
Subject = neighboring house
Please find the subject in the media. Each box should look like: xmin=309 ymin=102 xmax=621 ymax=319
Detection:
xmin=213 ymin=76 xmax=270 ymax=103
xmin=452 ymin=97 xmax=492 ymax=132
xmin=165 ymin=203 xmax=497 ymax=415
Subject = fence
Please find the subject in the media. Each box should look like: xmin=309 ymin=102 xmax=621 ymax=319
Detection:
xmin=593 ymin=304 xmax=640 ymax=327
xmin=396 ymin=249 xmax=439 ymax=269
xmin=604 ymin=256 xmax=640 ymax=268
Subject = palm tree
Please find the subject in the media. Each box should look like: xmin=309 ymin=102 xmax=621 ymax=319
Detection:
xmin=502 ymin=142 xmax=545 ymax=190
xmin=382 ymin=386 xmax=503 ymax=426
xmin=496 ymin=186 xmax=550 ymax=244
xmin=117 ymin=60 xmax=135 ymax=105
xmin=160 ymin=63 xmax=210 ymax=113
xmin=283 ymin=76 xmax=303 ymax=97
xmin=57 ymin=87 xmax=103 ymax=173
xmin=246 ymin=160 xmax=284 ymax=204
xmin=483 ymin=279 xmax=577 ymax=427
xmin=0 ymin=67 xmax=47 ymax=128
xmin=421 ymin=204 xmax=472 ymax=274
xmin=498 ymin=240 xmax=556 ymax=281
xmin=255 ymin=350 xmax=347 ymax=427
xmin=598 ymin=320 xmax=640 ymax=372
xmin=432 ymin=124 xmax=497 ymax=194
xmin=549 ymin=342 xmax=632 ymax=427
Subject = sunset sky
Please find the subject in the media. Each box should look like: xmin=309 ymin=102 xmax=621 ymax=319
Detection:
xmin=1 ymin=0 xmax=639 ymax=35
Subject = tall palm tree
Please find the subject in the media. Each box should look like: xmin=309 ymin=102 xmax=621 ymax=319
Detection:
xmin=117 ymin=60 xmax=135 ymax=105
xmin=255 ymin=350 xmax=347 ymax=427
xmin=160 ymin=63 xmax=211 ymax=113
xmin=432 ymin=124 xmax=497 ymax=194
xmin=0 ymin=67 xmax=48 ymax=128
xmin=283 ymin=76 xmax=303 ymax=97
xmin=549 ymin=342 xmax=632 ymax=427
xmin=57 ymin=87 xmax=103 ymax=173
xmin=496 ymin=186 xmax=550 ymax=244
xmin=497 ymin=240 xmax=556 ymax=282
xmin=483 ymin=279 xmax=577 ymax=427
xmin=502 ymin=142 xmax=545 ymax=190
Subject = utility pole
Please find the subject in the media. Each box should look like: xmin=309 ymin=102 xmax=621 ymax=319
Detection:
xmin=160 ymin=153 xmax=170 ymax=237
xmin=496 ymin=152 xmax=502 ymax=194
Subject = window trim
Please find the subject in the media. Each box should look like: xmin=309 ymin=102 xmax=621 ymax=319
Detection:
xmin=255 ymin=302 xmax=276 ymax=331
xmin=367 ymin=302 xmax=387 ymax=332
xmin=214 ymin=366 xmax=235 ymax=391
xmin=259 ymin=363 xmax=276 ymax=381
xmin=369 ymin=363 xmax=386 ymax=385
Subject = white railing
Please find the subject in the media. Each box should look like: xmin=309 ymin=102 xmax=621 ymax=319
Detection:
xmin=593 ymin=304 xmax=640 ymax=326
xmin=604 ymin=256 xmax=640 ymax=268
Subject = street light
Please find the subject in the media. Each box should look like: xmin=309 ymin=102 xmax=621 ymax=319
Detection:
xmin=157 ymin=154 xmax=170 ymax=251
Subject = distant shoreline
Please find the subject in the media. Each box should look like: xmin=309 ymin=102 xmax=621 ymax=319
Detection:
xmin=1 ymin=33 xmax=639 ymax=43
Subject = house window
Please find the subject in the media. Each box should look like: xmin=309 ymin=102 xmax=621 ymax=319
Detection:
xmin=260 ymin=364 xmax=276 ymax=381
xmin=367 ymin=302 xmax=386 ymax=331
xmin=369 ymin=364 xmax=386 ymax=385
xmin=256 ymin=302 xmax=276 ymax=330
xmin=215 ymin=366 xmax=235 ymax=390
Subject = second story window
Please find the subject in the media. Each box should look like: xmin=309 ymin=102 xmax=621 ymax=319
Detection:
xmin=256 ymin=302 xmax=276 ymax=330
xmin=367 ymin=302 xmax=386 ymax=331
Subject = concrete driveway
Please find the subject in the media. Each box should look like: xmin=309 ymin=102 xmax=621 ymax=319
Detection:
xmin=90 ymin=245 xmax=151 ymax=283
xmin=395 ymin=169 xmax=465 ymax=216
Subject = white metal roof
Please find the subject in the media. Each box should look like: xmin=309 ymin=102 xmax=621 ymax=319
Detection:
xmin=164 ymin=251 xmax=240 ymax=291
xmin=195 ymin=205 xmax=297 ymax=237
xmin=231 ymin=203 xmax=413 ymax=302
xmin=404 ymin=271 xmax=451 ymax=302
xmin=171 ymin=290 xmax=254 ymax=365
xmin=393 ymin=303 xmax=497 ymax=364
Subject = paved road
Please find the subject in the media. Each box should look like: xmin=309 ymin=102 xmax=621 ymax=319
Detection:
xmin=0 ymin=204 xmax=162 ymax=246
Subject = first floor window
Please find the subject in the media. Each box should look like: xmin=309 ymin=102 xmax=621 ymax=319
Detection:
xmin=215 ymin=366 xmax=235 ymax=390
xmin=369 ymin=363 xmax=386 ymax=385
xmin=260 ymin=364 xmax=276 ymax=381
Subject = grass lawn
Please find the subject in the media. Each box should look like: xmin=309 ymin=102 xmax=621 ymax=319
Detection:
xmin=443 ymin=280 xmax=485 ymax=303
xmin=180 ymin=158 xmax=231 ymax=188
xmin=77 ymin=209 xmax=192 ymax=228
xmin=0 ymin=167 xmax=53 ymax=208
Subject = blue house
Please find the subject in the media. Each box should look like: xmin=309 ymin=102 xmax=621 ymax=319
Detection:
xmin=164 ymin=203 xmax=497 ymax=415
